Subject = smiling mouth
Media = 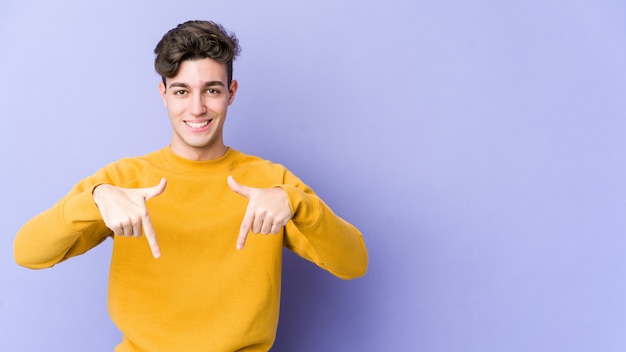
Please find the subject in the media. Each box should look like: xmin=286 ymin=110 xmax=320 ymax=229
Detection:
xmin=185 ymin=120 xmax=211 ymax=128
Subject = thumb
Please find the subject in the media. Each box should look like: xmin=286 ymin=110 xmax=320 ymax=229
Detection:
xmin=144 ymin=177 xmax=167 ymax=200
xmin=227 ymin=175 xmax=251 ymax=198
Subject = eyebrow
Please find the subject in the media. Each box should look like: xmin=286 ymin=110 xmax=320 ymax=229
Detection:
xmin=168 ymin=81 xmax=226 ymax=89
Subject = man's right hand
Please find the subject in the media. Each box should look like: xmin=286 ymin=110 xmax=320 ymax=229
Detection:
xmin=92 ymin=177 xmax=167 ymax=258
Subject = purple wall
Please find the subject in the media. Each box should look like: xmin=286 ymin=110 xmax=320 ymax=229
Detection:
xmin=2 ymin=1 xmax=626 ymax=351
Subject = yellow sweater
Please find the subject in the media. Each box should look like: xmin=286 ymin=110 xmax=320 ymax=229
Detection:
xmin=14 ymin=147 xmax=368 ymax=351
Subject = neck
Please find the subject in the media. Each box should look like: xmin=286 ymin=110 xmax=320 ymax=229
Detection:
xmin=169 ymin=144 xmax=228 ymax=161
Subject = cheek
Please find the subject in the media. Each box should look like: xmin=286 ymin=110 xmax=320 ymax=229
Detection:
xmin=208 ymin=99 xmax=230 ymax=113
xmin=165 ymin=100 xmax=186 ymax=116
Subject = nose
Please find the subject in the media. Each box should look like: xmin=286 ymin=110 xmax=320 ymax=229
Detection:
xmin=190 ymin=93 xmax=207 ymax=116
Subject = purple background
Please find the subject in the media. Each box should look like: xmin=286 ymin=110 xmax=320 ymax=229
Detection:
xmin=2 ymin=1 xmax=626 ymax=351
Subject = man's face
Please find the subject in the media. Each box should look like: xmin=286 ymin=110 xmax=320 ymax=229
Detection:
xmin=159 ymin=58 xmax=238 ymax=161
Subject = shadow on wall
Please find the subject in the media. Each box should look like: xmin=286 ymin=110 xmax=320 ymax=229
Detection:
xmin=272 ymin=249 xmax=344 ymax=351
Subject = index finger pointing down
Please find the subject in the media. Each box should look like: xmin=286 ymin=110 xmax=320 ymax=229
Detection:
xmin=236 ymin=210 xmax=254 ymax=250
xmin=143 ymin=217 xmax=161 ymax=258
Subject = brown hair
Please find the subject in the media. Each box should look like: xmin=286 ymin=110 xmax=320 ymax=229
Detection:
xmin=154 ymin=20 xmax=241 ymax=86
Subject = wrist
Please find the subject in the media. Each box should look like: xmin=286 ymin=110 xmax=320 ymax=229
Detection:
xmin=91 ymin=183 xmax=109 ymax=206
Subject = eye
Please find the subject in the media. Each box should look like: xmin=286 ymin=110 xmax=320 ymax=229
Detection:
xmin=173 ymin=90 xmax=187 ymax=95
xmin=206 ymin=88 xmax=221 ymax=95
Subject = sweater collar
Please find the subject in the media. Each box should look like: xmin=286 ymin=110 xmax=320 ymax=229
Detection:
xmin=157 ymin=145 xmax=239 ymax=175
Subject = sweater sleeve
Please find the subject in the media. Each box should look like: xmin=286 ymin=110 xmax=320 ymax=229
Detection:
xmin=278 ymin=178 xmax=368 ymax=280
xmin=14 ymin=180 xmax=113 ymax=269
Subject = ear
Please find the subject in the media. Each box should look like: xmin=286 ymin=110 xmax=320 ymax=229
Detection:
xmin=158 ymin=81 xmax=167 ymax=106
xmin=228 ymin=80 xmax=239 ymax=106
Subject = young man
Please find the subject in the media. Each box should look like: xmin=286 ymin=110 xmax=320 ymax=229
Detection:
xmin=14 ymin=20 xmax=368 ymax=351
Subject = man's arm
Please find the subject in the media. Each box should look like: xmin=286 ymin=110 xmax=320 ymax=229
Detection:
xmin=279 ymin=182 xmax=368 ymax=280
xmin=14 ymin=173 xmax=166 ymax=268
xmin=14 ymin=185 xmax=111 ymax=269
xmin=228 ymin=172 xmax=368 ymax=280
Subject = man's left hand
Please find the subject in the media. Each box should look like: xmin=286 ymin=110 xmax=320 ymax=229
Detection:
xmin=227 ymin=176 xmax=292 ymax=250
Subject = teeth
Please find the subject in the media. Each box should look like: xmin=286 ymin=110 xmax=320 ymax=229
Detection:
xmin=186 ymin=120 xmax=209 ymax=128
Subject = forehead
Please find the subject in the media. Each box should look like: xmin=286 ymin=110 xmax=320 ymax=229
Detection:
xmin=166 ymin=58 xmax=228 ymax=86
